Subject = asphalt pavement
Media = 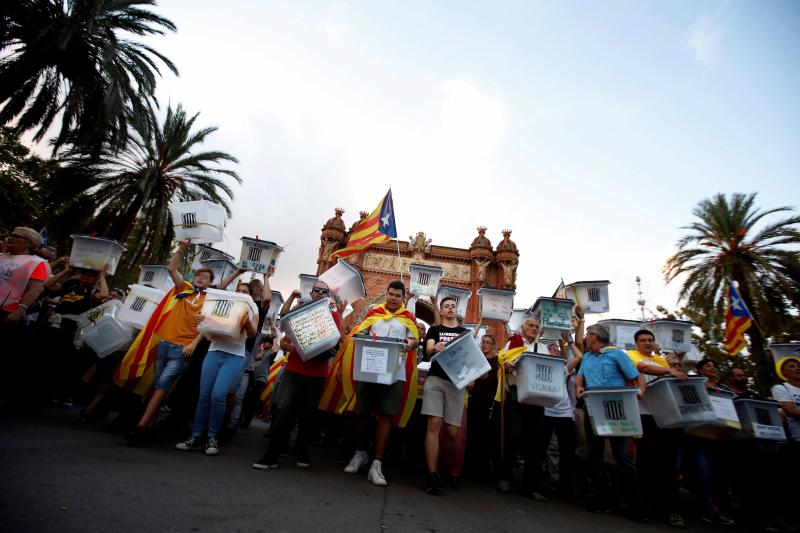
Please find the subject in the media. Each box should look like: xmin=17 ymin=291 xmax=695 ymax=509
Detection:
xmin=1 ymin=409 xmax=711 ymax=533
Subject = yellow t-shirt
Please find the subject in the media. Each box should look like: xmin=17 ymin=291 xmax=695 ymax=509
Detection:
xmin=626 ymin=349 xmax=668 ymax=380
xmin=159 ymin=281 xmax=206 ymax=346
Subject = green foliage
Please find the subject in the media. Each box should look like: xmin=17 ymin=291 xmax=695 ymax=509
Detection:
xmin=0 ymin=0 xmax=177 ymax=155
xmin=60 ymin=104 xmax=240 ymax=269
xmin=664 ymin=192 xmax=800 ymax=393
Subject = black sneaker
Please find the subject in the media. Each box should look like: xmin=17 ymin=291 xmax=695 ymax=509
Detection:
xmin=441 ymin=472 xmax=459 ymax=491
xmin=125 ymin=426 xmax=151 ymax=447
xmin=252 ymin=454 xmax=278 ymax=470
xmin=425 ymin=473 xmax=443 ymax=496
xmin=296 ymin=450 xmax=310 ymax=468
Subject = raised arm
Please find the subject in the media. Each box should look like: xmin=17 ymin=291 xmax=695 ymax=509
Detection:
xmin=574 ymin=305 xmax=585 ymax=352
xmin=280 ymin=290 xmax=301 ymax=315
xmin=93 ymin=264 xmax=110 ymax=302
xmin=261 ymin=275 xmax=272 ymax=310
xmin=43 ymin=266 xmax=74 ymax=291
xmin=218 ymin=267 xmax=246 ymax=291
xmin=168 ymin=240 xmax=191 ymax=290
xmin=472 ymin=316 xmax=484 ymax=338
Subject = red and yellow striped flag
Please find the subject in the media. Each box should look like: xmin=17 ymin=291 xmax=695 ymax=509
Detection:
xmin=724 ymin=280 xmax=753 ymax=355
xmin=330 ymin=189 xmax=397 ymax=260
xmin=259 ymin=355 xmax=288 ymax=405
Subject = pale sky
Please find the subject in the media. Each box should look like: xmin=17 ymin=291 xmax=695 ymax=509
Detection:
xmin=49 ymin=1 xmax=800 ymax=321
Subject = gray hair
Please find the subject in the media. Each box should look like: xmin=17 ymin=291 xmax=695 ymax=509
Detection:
xmin=587 ymin=323 xmax=610 ymax=343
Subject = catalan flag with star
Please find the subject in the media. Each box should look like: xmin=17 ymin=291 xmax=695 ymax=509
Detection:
xmin=330 ymin=189 xmax=397 ymax=260
xmin=723 ymin=280 xmax=753 ymax=355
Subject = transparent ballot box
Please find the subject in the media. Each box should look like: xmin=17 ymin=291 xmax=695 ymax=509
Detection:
xmin=279 ymin=297 xmax=341 ymax=361
xmin=565 ymin=280 xmax=610 ymax=314
xmin=531 ymin=297 xmax=575 ymax=339
xmin=436 ymin=285 xmax=471 ymax=318
xmin=69 ymin=234 xmax=126 ymax=275
xmin=477 ymin=288 xmax=515 ymax=321
xmin=409 ymin=263 xmax=444 ymax=298
xmin=169 ymin=200 xmax=225 ymax=244
xmin=137 ymin=265 xmax=171 ymax=291
xmin=583 ymin=387 xmax=643 ymax=437
xmin=318 ymin=259 xmax=366 ymax=303
xmin=644 ymin=376 xmax=716 ymax=429
xmin=198 ymin=288 xmax=258 ymax=338
xmin=81 ymin=314 xmax=134 ymax=358
xmin=118 ymin=284 xmax=167 ymax=330
xmin=430 ymin=331 xmax=491 ymax=390
xmin=685 ymin=391 xmax=742 ymax=439
xmin=298 ymin=274 xmax=319 ymax=303
xmin=734 ymin=398 xmax=787 ymax=441
xmin=239 ymin=237 xmax=283 ymax=276
xmin=191 ymin=245 xmax=234 ymax=271
xmin=352 ymin=336 xmax=405 ymax=385
xmin=515 ymin=352 xmax=567 ymax=407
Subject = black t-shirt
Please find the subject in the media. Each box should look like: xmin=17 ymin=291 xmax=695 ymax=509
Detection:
xmin=55 ymin=279 xmax=96 ymax=316
xmin=425 ymin=324 xmax=468 ymax=383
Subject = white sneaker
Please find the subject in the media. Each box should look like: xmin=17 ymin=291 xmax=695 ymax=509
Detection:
xmin=368 ymin=461 xmax=388 ymax=487
xmin=344 ymin=451 xmax=369 ymax=474
xmin=175 ymin=436 xmax=197 ymax=451
xmin=205 ymin=436 xmax=219 ymax=456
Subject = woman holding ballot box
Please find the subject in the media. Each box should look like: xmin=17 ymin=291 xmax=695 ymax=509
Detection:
xmin=176 ymin=282 xmax=257 ymax=455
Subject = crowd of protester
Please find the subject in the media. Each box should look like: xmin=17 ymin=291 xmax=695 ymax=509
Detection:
xmin=1 ymin=226 xmax=798 ymax=532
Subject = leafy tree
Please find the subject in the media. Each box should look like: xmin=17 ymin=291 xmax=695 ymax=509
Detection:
xmin=0 ymin=0 xmax=177 ymax=155
xmin=0 ymin=127 xmax=49 ymax=229
xmin=664 ymin=192 xmax=800 ymax=392
xmin=61 ymin=103 xmax=240 ymax=267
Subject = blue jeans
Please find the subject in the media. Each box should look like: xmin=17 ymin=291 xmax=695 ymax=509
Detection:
xmin=154 ymin=341 xmax=190 ymax=391
xmin=191 ymin=350 xmax=245 ymax=437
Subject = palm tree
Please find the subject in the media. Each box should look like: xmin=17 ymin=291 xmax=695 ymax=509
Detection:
xmin=62 ymin=103 xmax=240 ymax=265
xmin=0 ymin=0 xmax=177 ymax=155
xmin=664 ymin=192 xmax=800 ymax=391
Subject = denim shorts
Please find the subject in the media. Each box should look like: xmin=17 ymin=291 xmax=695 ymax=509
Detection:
xmin=153 ymin=340 xmax=190 ymax=391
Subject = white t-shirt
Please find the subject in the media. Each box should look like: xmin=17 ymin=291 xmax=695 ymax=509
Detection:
xmin=772 ymin=382 xmax=800 ymax=442
xmin=208 ymin=308 xmax=256 ymax=358
xmin=369 ymin=317 xmax=413 ymax=382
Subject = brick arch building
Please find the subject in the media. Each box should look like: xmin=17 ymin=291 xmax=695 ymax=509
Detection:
xmin=315 ymin=209 xmax=520 ymax=346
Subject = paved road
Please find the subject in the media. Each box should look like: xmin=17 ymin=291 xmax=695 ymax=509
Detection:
xmin=1 ymin=410 xmax=706 ymax=533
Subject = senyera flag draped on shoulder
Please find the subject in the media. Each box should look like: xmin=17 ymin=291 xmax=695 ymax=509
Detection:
xmin=724 ymin=280 xmax=753 ymax=356
xmin=330 ymin=189 xmax=397 ymax=260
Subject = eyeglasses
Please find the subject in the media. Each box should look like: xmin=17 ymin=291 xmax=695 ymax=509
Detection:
xmin=312 ymin=287 xmax=329 ymax=294
xmin=8 ymin=234 xmax=31 ymax=242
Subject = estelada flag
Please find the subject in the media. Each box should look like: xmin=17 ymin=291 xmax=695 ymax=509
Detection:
xmin=724 ymin=280 xmax=753 ymax=356
xmin=113 ymin=281 xmax=194 ymax=395
xmin=259 ymin=354 xmax=287 ymax=405
xmin=330 ymin=189 xmax=397 ymax=260
xmin=318 ymin=302 xmax=419 ymax=427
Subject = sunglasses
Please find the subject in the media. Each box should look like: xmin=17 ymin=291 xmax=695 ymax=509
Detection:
xmin=8 ymin=234 xmax=31 ymax=241
xmin=312 ymin=287 xmax=329 ymax=294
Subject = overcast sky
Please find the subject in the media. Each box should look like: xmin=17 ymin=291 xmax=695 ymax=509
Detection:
xmin=71 ymin=1 xmax=800 ymax=320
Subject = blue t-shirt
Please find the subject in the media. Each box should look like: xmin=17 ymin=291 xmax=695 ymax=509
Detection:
xmin=578 ymin=345 xmax=639 ymax=388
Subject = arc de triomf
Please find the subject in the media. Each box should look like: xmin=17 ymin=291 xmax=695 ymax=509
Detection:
xmin=314 ymin=208 xmax=520 ymax=346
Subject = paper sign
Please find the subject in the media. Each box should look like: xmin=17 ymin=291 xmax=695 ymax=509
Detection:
xmin=286 ymin=302 xmax=339 ymax=349
xmin=361 ymin=346 xmax=389 ymax=374
xmin=709 ymin=396 xmax=739 ymax=423
xmin=753 ymin=423 xmax=786 ymax=441
xmin=535 ymin=299 xmax=573 ymax=330
xmin=479 ymin=291 xmax=513 ymax=321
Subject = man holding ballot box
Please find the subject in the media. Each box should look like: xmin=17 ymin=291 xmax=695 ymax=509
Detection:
xmin=332 ymin=281 xmax=419 ymax=487
xmin=422 ymin=296 xmax=467 ymax=495
xmin=252 ymin=280 xmax=343 ymax=470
